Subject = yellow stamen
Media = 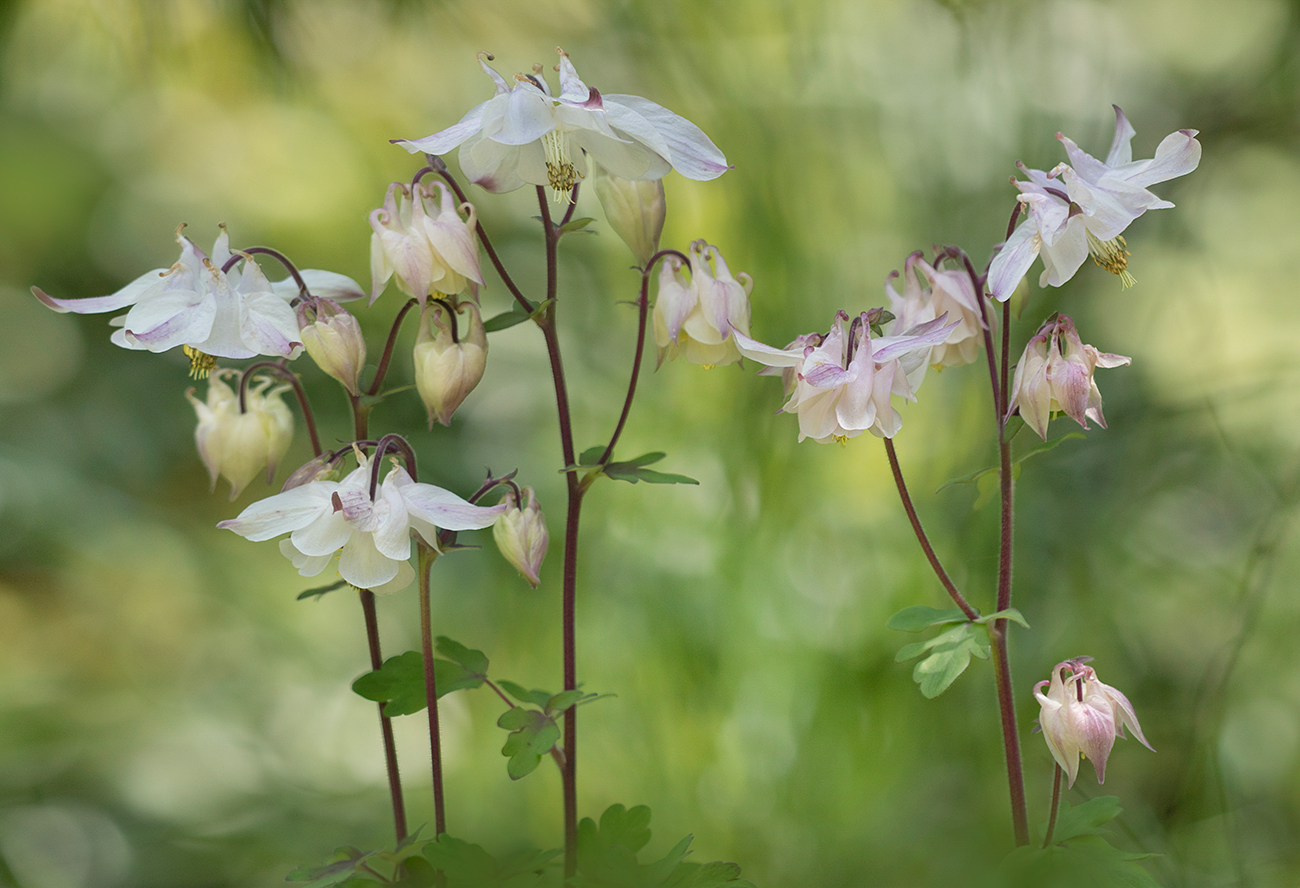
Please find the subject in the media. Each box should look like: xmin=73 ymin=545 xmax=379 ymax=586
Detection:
xmin=184 ymin=345 xmax=217 ymax=379
xmin=1086 ymin=230 xmax=1136 ymax=289
xmin=542 ymin=129 xmax=580 ymax=200
xmin=701 ymin=363 xmax=717 ymax=370
xmin=833 ymin=434 xmax=849 ymax=446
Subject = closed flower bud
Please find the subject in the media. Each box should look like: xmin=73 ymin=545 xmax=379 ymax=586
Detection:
xmin=593 ymin=164 xmax=665 ymax=266
xmin=369 ymin=181 xmax=483 ymax=304
xmin=297 ymin=297 xmax=367 ymax=395
xmin=413 ymin=301 xmax=488 ymax=428
xmin=186 ymin=369 xmax=294 ymax=499
xmin=493 ymin=486 xmax=548 ymax=588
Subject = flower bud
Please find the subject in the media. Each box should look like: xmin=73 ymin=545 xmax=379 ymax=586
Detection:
xmin=1007 ymin=314 xmax=1130 ymax=440
xmin=493 ymin=486 xmax=548 ymax=588
xmin=369 ymin=181 xmax=483 ymax=304
xmin=653 ymin=241 xmax=753 ymax=368
xmin=297 ymin=297 xmax=367 ymax=395
xmin=593 ymin=164 xmax=665 ymax=266
xmin=186 ymin=369 xmax=294 ymax=499
xmin=413 ymin=301 xmax=488 ymax=428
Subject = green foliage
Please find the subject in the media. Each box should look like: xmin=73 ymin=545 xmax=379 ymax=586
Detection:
xmin=289 ymin=830 xmax=428 ymax=886
xmin=998 ymin=798 xmax=1161 ymax=888
xmin=484 ymin=300 xmax=554 ymax=332
xmin=495 ymin=684 xmax=605 ymax=780
xmin=887 ymin=606 xmax=969 ymax=632
xmin=938 ymin=431 xmax=1084 ymax=508
xmin=894 ymin=622 xmax=990 ymax=698
xmin=570 ymin=448 xmax=699 ymax=485
xmin=559 ymin=217 xmax=598 ymax=234
xmin=571 ymin=804 xmax=756 ymax=888
xmin=296 ymin=579 xmax=349 ymax=600
xmin=418 ymin=834 xmax=560 ymax=886
xmin=351 ymin=638 xmax=490 ymax=717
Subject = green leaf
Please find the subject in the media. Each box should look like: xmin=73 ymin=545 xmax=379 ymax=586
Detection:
xmin=665 ymin=861 xmax=757 ymax=888
xmin=887 ymin=605 xmax=969 ymax=632
xmin=610 ymin=466 xmax=700 ymax=485
xmin=434 ymin=636 xmax=489 ymax=679
xmin=497 ymin=681 xmax=554 ymax=709
xmin=420 ymin=835 xmax=500 ymax=884
xmin=975 ymin=607 xmax=1030 ymax=629
xmin=1048 ymin=797 xmax=1124 ymax=845
xmin=938 ymin=431 xmax=1085 ymax=494
xmin=1002 ymin=835 xmax=1161 ymax=888
xmin=296 ymin=580 xmax=348 ymax=601
xmin=497 ymin=707 xmax=561 ymax=780
xmin=577 ymin=446 xmax=606 ymax=466
xmin=559 ymin=216 xmax=597 ymax=233
xmin=598 ymin=804 xmax=653 ymax=853
xmin=483 ymin=308 xmax=533 ymax=332
xmin=895 ymin=623 xmax=990 ymax=698
xmin=287 ymin=846 xmax=374 ymax=887
xmin=352 ymin=651 xmax=485 ymax=717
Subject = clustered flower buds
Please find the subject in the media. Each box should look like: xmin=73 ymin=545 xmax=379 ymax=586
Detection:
xmin=369 ymin=180 xmax=483 ymax=303
xmin=186 ymin=369 xmax=294 ymax=499
xmin=652 ymin=240 xmax=753 ymax=368
xmin=1007 ymin=314 xmax=1130 ymax=440
xmin=414 ymin=300 xmax=488 ymax=428
xmin=493 ymin=486 xmax=548 ymax=588
xmin=1034 ymin=658 xmax=1153 ymax=787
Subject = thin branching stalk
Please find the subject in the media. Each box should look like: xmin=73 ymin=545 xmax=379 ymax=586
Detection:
xmin=366 ymin=297 xmax=420 ymax=398
xmin=1043 ymin=763 xmax=1063 ymax=847
xmin=237 ymin=360 xmax=323 ymax=457
xmin=360 ymin=588 xmax=408 ymax=841
xmin=418 ymin=544 xmax=448 ymax=836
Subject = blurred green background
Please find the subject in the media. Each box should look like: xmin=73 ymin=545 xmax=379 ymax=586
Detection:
xmin=2 ymin=0 xmax=1299 ymax=885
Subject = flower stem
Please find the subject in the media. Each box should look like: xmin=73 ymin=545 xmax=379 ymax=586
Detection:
xmin=237 ymin=361 xmax=324 ymax=458
xmin=366 ymin=297 xmax=419 ymax=398
xmin=882 ymin=438 xmax=979 ymax=621
xmin=418 ymin=544 xmax=448 ymax=837
xmin=1042 ymin=763 xmax=1063 ymax=847
xmin=359 ymin=588 xmax=408 ymax=841
xmin=222 ymin=245 xmax=311 ymax=297
xmin=536 ymin=185 xmax=582 ymax=880
xmin=597 ymin=265 xmax=653 ymax=466
xmin=433 ymin=162 xmax=533 ymax=313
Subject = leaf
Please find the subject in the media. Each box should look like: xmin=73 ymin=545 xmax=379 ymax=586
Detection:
xmin=497 ymin=681 xmax=554 ymax=709
xmin=1048 ymin=797 xmax=1124 ymax=845
xmin=576 ymin=446 xmax=606 ymax=466
xmin=352 ymin=651 xmax=485 ymax=717
xmin=609 ymin=466 xmax=700 ymax=485
xmin=497 ymin=707 xmax=561 ymax=780
xmin=559 ymin=216 xmax=597 ymax=233
xmin=974 ymin=607 xmax=1030 ymax=629
xmin=887 ymin=605 xmax=969 ymax=632
xmin=420 ymin=835 xmax=500 ymax=884
xmin=287 ymin=846 xmax=375 ymax=888
xmin=894 ymin=623 xmax=990 ymax=698
xmin=938 ymin=431 xmax=1085 ymax=494
xmin=435 ymin=636 xmax=489 ymax=680
xmin=1002 ymin=835 xmax=1162 ymax=888
xmin=483 ymin=308 xmax=533 ymax=333
xmin=598 ymin=804 xmax=653 ymax=854
xmin=665 ymin=861 xmax=757 ymax=888
xmin=296 ymin=580 xmax=348 ymax=601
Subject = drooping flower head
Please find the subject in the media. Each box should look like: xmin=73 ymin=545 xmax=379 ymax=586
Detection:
xmin=34 ymin=225 xmax=366 ymax=376
xmin=393 ymin=49 xmax=730 ymax=198
xmin=369 ymin=180 xmax=482 ymax=304
xmin=493 ymin=485 xmax=548 ymax=588
xmin=218 ymin=448 xmax=505 ymax=594
xmin=1034 ymin=658 xmax=1153 ymax=788
xmin=988 ymin=106 xmax=1201 ymax=301
xmin=413 ymin=300 xmax=489 ymax=428
xmin=733 ymin=310 xmax=956 ymax=443
xmin=297 ymin=296 xmax=367 ymax=396
xmin=1007 ymin=314 xmax=1130 ymax=440
xmin=884 ymin=252 xmax=987 ymax=371
xmin=186 ymin=368 xmax=294 ymax=500
xmin=652 ymin=240 xmax=753 ymax=368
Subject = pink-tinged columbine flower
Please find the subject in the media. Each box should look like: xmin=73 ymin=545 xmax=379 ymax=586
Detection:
xmin=218 ymin=451 xmax=506 ymax=594
xmin=733 ymin=310 xmax=956 ymax=443
xmin=1007 ymin=314 xmax=1130 ymax=440
xmin=988 ymin=107 xmax=1201 ymax=301
xmin=413 ymin=301 xmax=488 ymax=428
xmin=34 ymin=226 xmax=365 ymax=374
xmin=885 ymin=252 xmax=987 ymax=370
xmin=369 ymin=181 xmax=483 ymax=303
xmin=1034 ymin=658 xmax=1153 ymax=788
xmin=652 ymin=240 xmax=753 ymax=368
xmin=185 ymin=369 xmax=294 ymax=500
xmin=393 ymin=49 xmax=730 ymax=196
xmin=298 ymin=297 xmax=367 ymax=395
xmin=493 ymin=486 xmax=548 ymax=588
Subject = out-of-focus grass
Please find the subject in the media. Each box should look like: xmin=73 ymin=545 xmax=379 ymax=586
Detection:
xmin=2 ymin=0 xmax=1299 ymax=885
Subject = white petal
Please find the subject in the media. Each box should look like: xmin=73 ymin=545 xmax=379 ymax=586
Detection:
xmin=33 ymin=270 xmax=168 ymax=315
xmin=605 ymin=95 xmax=730 ymax=180
xmin=218 ymin=484 xmax=335 ymax=541
xmin=338 ymin=531 xmax=401 ymax=590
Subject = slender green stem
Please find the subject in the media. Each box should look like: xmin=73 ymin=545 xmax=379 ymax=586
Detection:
xmin=418 ymin=545 xmax=448 ymax=837
xmin=882 ymin=438 xmax=980 ymax=621
xmin=1042 ymin=763 xmax=1063 ymax=847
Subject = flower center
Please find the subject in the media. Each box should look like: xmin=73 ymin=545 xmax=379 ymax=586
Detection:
xmin=1085 ymin=230 xmax=1136 ymax=288
xmin=184 ymin=345 xmax=217 ymax=378
xmin=542 ymin=129 xmax=580 ymax=199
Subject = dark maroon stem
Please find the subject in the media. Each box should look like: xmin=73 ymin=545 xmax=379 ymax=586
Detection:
xmin=419 ymin=545 xmax=447 ymax=837
xmin=597 ymin=262 xmax=654 ymax=466
xmin=237 ymin=361 xmax=323 ymax=457
xmin=1042 ymin=763 xmax=1063 ymax=847
xmin=882 ymin=438 xmax=980 ymax=621
xmin=223 ymin=246 xmax=310 ymax=297
xmin=434 ymin=165 xmax=533 ymax=313
xmin=536 ymin=185 xmax=582 ymax=879
xmin=366 ymin=298 xmax=420 ymax=398
xmin=558 ymin=183 xmax=581 ymax=227
xmin=360 ymin=588 xmax=407 ymax=841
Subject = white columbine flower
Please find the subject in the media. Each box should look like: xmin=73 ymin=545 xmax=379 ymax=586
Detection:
xmin=393 ymin=49 xmax=730 ymax=196
xmin=34 ymin=226 xmax=365 ymax=374
xmin=1034 ymin=658 xmax=1153 ymax=788
xmin=369 ymin=181 xmax=483 ymax=303
xmin=1007 ymin=314 xmax=1130 ymax=440
xmin=988 ymin=106 xmax=1201 ymax=301
xmin=218 ymin=451 xmax=506 ymax=594
xmin=653 ymin=240 xmax=753 ymax=368
xmin=884 ymin=252 xmax=987 ymax=370
xmin=185 ymin=369 xmax=294 ymax=500
xmin=733 ymin=310 xmax=956 ymax=443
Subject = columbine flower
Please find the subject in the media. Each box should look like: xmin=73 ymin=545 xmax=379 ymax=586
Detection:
xmin=393 ymin=49 xmax=730 ymax=197
xmin=298 ymin=296 xmax=367 ymax=395
xmin=593 ymin=165 xmax=665 ymax=266
xmin=1034 ymin=658 xmax=1153 ymax=788
xmin=885 ymin=252 xmax=987 ymax=370
xmin=34 ymin=226 xmax=365 ymax=375
xmin=652 ymin=240 xmax=753 ymax=368
xmin=185 ymin=369 xmax=293 ymax=499
xmin=493 ymin=486 xmax=548 ymax=588
xmin=1007 ymin=314 xmax=1130 ymax=440
xmin=988 ymin=107 xmax=1201 ymax=301
xmin=733 ymin=310 xmax=956 ymax=443
xmin=413 ymin=301 xmax=488 ymax=428
xmin=369 ymin=181 xmax=483 ymax=303
xmin=218 ymin=450 xmax=506 ymax=594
